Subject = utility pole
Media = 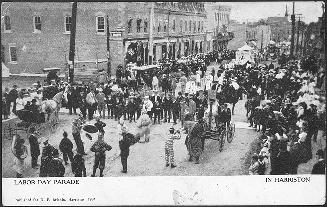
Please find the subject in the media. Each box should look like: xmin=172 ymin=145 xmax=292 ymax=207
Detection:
xmin=148 ymin=2 xmax=154 ymax=65
xmin=106 ymin=15 xmax=111 ymax=78
xmin=260 ymin=29 xmax=264 ymax=52
xmin=167 ymin=11 xmax=170 ymax=60
xmin=295 ymin=14 xmax=302 ymax=56
xmin=290 ymin=2 xmax=295 ymax=58
xmin=68 ymin=1 xmax=77 ymax=83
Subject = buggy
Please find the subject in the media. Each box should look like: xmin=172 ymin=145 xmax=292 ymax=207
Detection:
xmin=14 ymin=107 xmax=58 ymax=137
xmin=184 ymin=102 xmax=235 ymax=152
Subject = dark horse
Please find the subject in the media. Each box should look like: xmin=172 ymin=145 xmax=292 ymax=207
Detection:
xmin=217 ymin=84 xmax=240 ymax=115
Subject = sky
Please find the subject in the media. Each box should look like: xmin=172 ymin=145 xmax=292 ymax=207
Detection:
xmin=219 ymin=1 xmax=324 ymax=24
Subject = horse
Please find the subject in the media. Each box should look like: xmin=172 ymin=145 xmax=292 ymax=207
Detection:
xmin=217 ymin=84 xmax=240 ymax=115
xmin=40 ymin=91 xmax=66 ymax=123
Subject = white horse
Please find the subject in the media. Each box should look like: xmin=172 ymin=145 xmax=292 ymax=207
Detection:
xmin=40 ymin=91 xmax=66 ymax=123
xmin=204 ymin=101 xmax=220 ymax=120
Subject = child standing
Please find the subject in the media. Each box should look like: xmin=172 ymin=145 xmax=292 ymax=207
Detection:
xmin=165 ymin=127 xmax=181 ymax=168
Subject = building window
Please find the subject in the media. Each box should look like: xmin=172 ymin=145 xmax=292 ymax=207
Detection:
xmin=201 ymin=21 xmax=204 ymax=32
xmin=158 ymin=20 xmax=161 ymax=32
xmin=189 ymin=20 xmax=191 ymax=32
xmin=180 ymin=20 xmax=183 ymax=32
xmin=4 ymin=16 xmax=11 ymax=32
xmin=193 ymin=21 xmax=196 ymax=32
xmin=198 ymin=21 xmax=200 ymax=32
xmin=64 ymin=16 xmax=72 ymax=33
xmin=96 ymin=16 xmax=105 ymax=33
xmin=9 ymin=44 xmax=17 ymax=63
xmin=172 ymin=19 xmax=176 ymax=32
xmin=185 ymin=20 xmax=187 ymax=31
xmin=137 ymin=18 xmax=142 ymax=33
xmin=144 ymin=19 xmax=148 ymax=33
xmin=33 ymin=16 xmax=41 ymax=32
xmin=128 ymin=19 xmax=133 ymax=33
xmin=163 ymin=21 xmax=167 ymax=32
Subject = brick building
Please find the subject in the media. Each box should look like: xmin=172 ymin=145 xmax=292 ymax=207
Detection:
xmin=227 ymin=21 xmax=271 ymax=51
xmin=204 ymin=3 xmax=233 ymax=51
xmin=266 ymin=16 xmax=291 ymax=43
xmin=1 ymin=2 xmax=206 ymax=77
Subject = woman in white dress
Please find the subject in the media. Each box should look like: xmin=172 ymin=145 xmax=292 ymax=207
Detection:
xmin=11 ymin=134 xmax=28 ymax=178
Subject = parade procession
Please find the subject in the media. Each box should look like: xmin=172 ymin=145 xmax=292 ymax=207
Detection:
xmin=1 ymin=2 xmax=326 ymax=178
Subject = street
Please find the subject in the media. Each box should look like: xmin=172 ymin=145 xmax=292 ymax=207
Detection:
xmin=2 ymin=99 xmax=260 ymax=177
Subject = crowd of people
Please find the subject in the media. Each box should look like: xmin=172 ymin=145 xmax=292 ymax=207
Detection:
xmin=6 ymin=48 xmax=326 ymax=177
xmin=245 ymin=60 xmax=326 ymax=175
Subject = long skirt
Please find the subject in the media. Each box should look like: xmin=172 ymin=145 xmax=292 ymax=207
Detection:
xmin=13 ymin=157 xmax=25 ymax=174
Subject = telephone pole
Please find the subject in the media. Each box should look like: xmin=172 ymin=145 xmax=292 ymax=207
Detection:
xmin=68 ymin=1 xmax=77 ymax=83
xmin=106 ymin=15 xmax=111 ymax=78
xmin=260 ymin=29 xmax=264 ymax=52
xmin=290 ymin=2 xmax=295 ymax=58
xmin=295 ymin=14 xmax=303 ymax=56
xmin=148 ymin=2 xmax=154 ymax=65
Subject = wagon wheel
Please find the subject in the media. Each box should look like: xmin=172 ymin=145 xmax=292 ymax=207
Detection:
xmin=227 ymin=123 xmax=235 ymax=143
xmin=219 ymin=130 xmax=225 ymax=152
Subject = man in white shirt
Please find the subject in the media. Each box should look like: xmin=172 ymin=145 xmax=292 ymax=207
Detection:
xmin=142 ymin=96 xmax=153 ymax=118
xmin=86 ymin=90 xmax=97 ymax=120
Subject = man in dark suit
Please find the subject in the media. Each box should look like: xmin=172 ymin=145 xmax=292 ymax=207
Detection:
xmin=150 ymin=90 xmax=162 ymax=105
xmin=8 ymin=85 xmax=18 ymax=114
xmin=59 ymin=131 xmax=74 ymax=166
xmin=162 ymin=93 xmax=173 ymax=123
xmin=28 ymin=127 xmax=40 ymax=169
xmin=312 ymin=149 xmax=325 ymax=174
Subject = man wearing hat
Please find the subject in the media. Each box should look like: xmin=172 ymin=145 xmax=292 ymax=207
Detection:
xmin=29 ymin=99 xmax=42 ymax=122
xmin=165 ymin=126 xmax=181 ymax=168
xmin=39 ymin=139 xmax=56 ymax=177
xmin=8 ymin=84 xmax=18 ymax=115
xmin=96 ymin=88 xmax=106 ymax=119
xmin=311 ymin=149 xmax=325 ymax=174
xmin=307 ymin=103 xmax=319 ymax=144
xmin=127 ymin=95 xmax=137 ymax=122
xmin=28 ymin=127 xmax=41 ymax=169
xmin=47 ymin=148 xmax=65 ymax=177
xmin=143 ymin=95 xmax=153 ymax=119
xmin=90 ymin=133 xmax=112 ymax=177
xmin=86 ymin=89 xmax=97 ymax=120
xmin=281 ymin=99 xmax=297 ymax=128
xmin=72 ymin=118 xmax=87 ymax=155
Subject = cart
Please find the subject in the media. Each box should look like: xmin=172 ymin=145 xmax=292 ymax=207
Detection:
xmin=202 ymin=100 xmax=235 ymax=151
xmin=14 ymin=109 xmax=58 ymax=138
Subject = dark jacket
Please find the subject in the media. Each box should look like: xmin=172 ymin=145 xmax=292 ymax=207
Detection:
xmin=90 ymin=140 xmax=112 ymax=157
xmin=172 ymin=100 xmax=180 ymax=113
xmin=94 ymin=121 xmax=106 ymax=134
xmin=29 ymin=134 xmax=40 ymax=156
xmin=8 ymin=89 xmax=18 ymax=102
xmin=119 ymin=138 xmax=130 ymax=157
xmin=276 ymin=150 xmax=291 ymax=175
xmin=162 ymin=97 xmax=173 ymax=110
xmin=48 ymin=158 xmax=65 ymax=177
xmin=72 ymin=154 xmax=86 ymax=177
xmin=150 ymin=95 xmax=162 ymax=104
xmin=106 ymin=97 xmax=115 ymax=108
xmin=311 ymin=160 xmax=325 ymax=174
xmin=59 ymin=137 xmax=74 ymax=153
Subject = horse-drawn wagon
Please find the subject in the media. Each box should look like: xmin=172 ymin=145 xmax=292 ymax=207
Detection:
xmin=14 ymin=108 xmax=57 ymax=138
xmin=184 ymin=100 xmax=235 ymax=152
xmin=14 ymin=91 xmax=66 ymax=137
